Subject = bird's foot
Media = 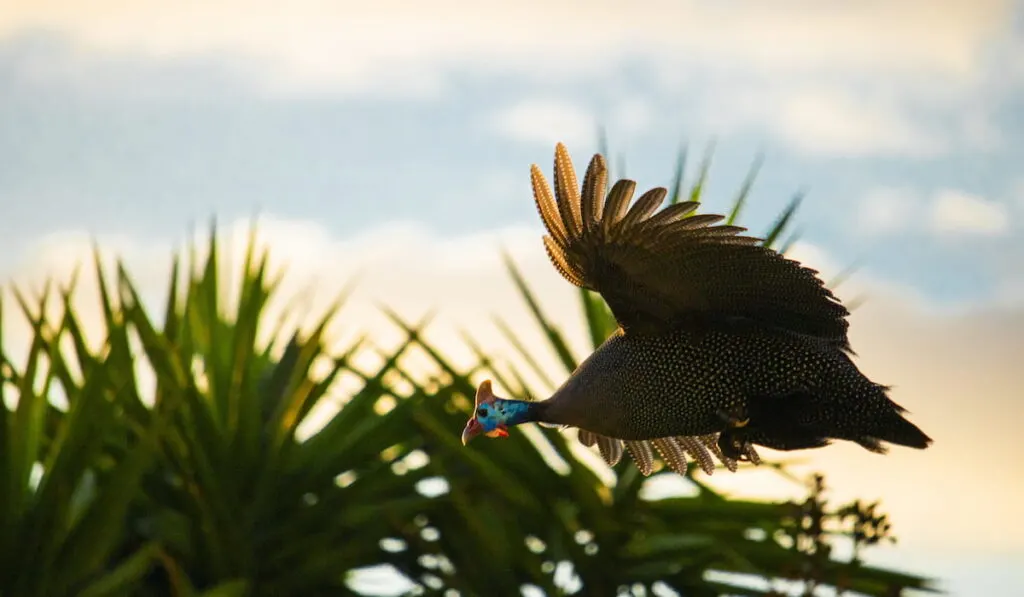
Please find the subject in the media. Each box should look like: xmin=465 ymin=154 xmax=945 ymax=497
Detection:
xmin=716 ymin=407 xmax=755 ymax=462
xmin=717 ymin=429 xmax=754 ymax=462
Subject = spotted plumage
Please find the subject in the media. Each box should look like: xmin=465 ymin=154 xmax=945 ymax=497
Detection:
xmin=461 ymin=143 xmax=932 ymax=477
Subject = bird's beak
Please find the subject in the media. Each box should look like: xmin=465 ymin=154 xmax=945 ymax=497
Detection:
xmin=461 ymin=419 xmax=483 ymax=445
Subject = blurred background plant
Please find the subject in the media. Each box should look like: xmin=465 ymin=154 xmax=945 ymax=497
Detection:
xmin=0 ymin=140 xmax=935 ymax=596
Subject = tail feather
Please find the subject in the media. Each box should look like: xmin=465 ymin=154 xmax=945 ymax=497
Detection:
xmin=744 ymin=386 xmax=932 ymax=454
xmin=859 ymin=403 xmax=932 ymax=450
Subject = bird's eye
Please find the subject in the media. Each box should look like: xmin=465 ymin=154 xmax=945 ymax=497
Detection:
xmin=477 ymin=407 xmax=487 ymax=417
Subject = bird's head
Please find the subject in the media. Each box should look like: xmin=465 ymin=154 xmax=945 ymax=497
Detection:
xmin=461 ymin=380 xmax=529 ymax=445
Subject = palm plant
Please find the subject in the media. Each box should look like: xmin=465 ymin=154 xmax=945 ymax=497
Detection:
xmin=2 ymin=230 xmax=448 ymax=596
xmin=108 ymin=228 xmax=447 ymax=596
xmin=0 ymin=270 xmax=180 ymax=596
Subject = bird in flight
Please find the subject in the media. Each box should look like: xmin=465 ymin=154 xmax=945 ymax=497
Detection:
xmin=461 ymin=143 xmax=931 ymax=476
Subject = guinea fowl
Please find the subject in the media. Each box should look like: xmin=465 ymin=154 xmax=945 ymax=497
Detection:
xmin=461 ymin=143 xmax=932 ymax=476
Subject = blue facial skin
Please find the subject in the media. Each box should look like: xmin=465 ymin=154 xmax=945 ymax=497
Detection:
xmin=475 ymin=399 xmax=534 ymax=433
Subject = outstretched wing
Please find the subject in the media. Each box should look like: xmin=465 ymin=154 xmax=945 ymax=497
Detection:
xmin=531 ymin=143 xmax=850 ymax=348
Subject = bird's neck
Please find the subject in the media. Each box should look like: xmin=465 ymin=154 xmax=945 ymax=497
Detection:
xmin=493 ymin=398 xmax=547 ymax=427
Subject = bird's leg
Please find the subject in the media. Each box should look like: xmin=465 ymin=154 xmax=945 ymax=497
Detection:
xmin=716 ymin=406 xmax=755 ymax=462
xmin=717 ymin=405 xmax=750 ymax=428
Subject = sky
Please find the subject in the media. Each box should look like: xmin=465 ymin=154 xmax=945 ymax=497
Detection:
xmin=1 ymin=1 xmax=1023 ymax=595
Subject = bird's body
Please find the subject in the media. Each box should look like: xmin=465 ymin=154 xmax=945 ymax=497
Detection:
xmin=538 ymin=323 xmax=927 ymax=452
xmin=461 ymin=143 xmax=931 ymax=475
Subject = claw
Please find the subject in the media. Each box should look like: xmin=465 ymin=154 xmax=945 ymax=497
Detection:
xmin=717 ymin=428 xmax=755 ymax=463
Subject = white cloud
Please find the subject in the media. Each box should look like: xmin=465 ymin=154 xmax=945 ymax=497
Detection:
xmin=2 ymin=1 xmax=1012 ymax=159
xmin=609 ymin=97 xmax=653 ymax=136
xmin=0 ymin=217 xmax=583 ymax=386
xmin=853 ymin=187 xmax=1013 ymax=238
xmin=488 ymin=99 xmax=596 ymax=147
xmin=858 ymin=187 xmax=922 ymax=234
xmin=930 ymin=189 xmax=1011 ymax=236
xmin=0 ymin=1 xmax=1009 ymax=91
xmin=776 ymin=90 xmax=944 ymax=157
xmin=703 ymin=86 xmax=946 ymax=158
